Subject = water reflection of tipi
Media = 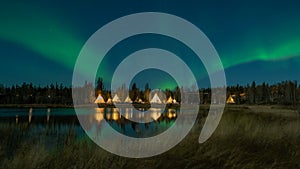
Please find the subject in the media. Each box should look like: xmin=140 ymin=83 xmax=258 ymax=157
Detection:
xmin=150 ymin=93 xmax=162 ymax=104
xmin=167 ymin=109 xmax=177 ymax=118
xmin=29 ymin=108 xmax=33 ymax=123
xmin=94 ymin=94 xmax=105 ymax=104
xmin=94 ymin=108 xmax=104 ymax=123
xmin=112 ymin=94 xmax=121 ymax=103
xmin=112 ymin=108 xmax=120 ymax=121
xmin=151 ymin=108 xmax=161 ymax=121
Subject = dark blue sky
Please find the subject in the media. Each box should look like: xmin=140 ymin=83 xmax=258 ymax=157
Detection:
xmin=1 ymin=0 xmax=300 ymax=88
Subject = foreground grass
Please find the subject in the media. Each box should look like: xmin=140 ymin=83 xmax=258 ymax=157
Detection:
xmin=1 ymin=106 xmax=300 ymax=169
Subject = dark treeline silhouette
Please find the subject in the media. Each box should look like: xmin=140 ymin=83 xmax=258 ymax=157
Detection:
xmin=0 ymin=79 xmax=300 ymax=105
xmin=226 ymin=80 xmax=299 ymax=105
xmin=0 ymin=82 xmax=72 ymax=105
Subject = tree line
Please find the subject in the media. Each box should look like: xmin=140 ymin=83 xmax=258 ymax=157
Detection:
xmin=0 ymin=79 xmax=299 ymax=105
xmin=0 ymin=82 xmax=72 ymax=105
xmin=226 ymin=80 xmax=299 ymax=105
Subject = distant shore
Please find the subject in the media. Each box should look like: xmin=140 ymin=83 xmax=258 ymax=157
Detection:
xmin=0 ymin=104 xmax=73 ymax=108
xmin=0 ymin=103 xmax=299 ymax=111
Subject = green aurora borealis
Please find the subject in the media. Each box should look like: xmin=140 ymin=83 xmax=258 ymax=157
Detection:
xmin=1 ymin=1 xmax=300 ymax=88
xmin=0 ymin=3 xmax=83 ymax=70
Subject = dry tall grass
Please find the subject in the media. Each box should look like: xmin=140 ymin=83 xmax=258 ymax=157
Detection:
xmin=1 ymin=106 xmax=300 ymax=169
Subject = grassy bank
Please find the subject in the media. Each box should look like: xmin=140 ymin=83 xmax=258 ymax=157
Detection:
xmin=0 ymin=106 xmax=300 ymax=169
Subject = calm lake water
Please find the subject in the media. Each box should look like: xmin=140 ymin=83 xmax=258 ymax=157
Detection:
xmin=0 ymin=107 xmax=179 ymax=139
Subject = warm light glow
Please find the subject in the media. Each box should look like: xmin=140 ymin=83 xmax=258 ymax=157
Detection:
xmin=125 ymin=112 xmax=130 ymax=119
xmin=150 ymin=93 xmax=162 ymax=104
xmin=240 ymin=93 xmax=246 ymax=97
xmin=29 ymin=108 xmax=32 ymax=123
xmin=95 ymin=94 xmax=105 ymax=104
xmin=124 ymin=96 xmax=132 ymax=103
xmin=47 ymin=113 xmax=50 ymax=122
xmin=112 ymin=112 xmax=119 ymax=121
xmin=106 ymin=113 xmax=111 ymax=120
xmin=124 ymin=108 xmax=131 ymax=119
xmin=167 ymin=112 xmax=173 ymax=119
xmin=15 ymin=115 xmax=18 ymax=124
xmin=47 ymin=108 xmax=50 ymax=122
xmin=167 ymin=109 xmax=176 ymax=119
xmin=150 ymin=108 xmax=162 ymax=121
xmin=138 ymin=112 xmax=143 ymax=119
xmin=166 ymin=96 xmax=173 ymax=104
xmin=226 ymin=95 xmax=235 ymax=104
xmin=112 ymin=94 xmax=121 ymax=103
xmin=106 ymin=98 xmax=113 ymax=104
xmin=95 ymin=112 xmax=104 ymax=123
xmin=151 ymin=112 xmax=161 ymax=121
xmin=95 ymin=108 xmax=104 ymax=113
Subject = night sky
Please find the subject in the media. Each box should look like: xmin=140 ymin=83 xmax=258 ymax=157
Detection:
xmin=1 ymin=1 xmax=300 ymax=89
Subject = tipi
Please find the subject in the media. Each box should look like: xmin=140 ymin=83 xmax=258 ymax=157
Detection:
xmin=166 ymin=96 xmax=173 ymax=104
xmin=106 ymin=98 xmax=113 ymax=104
xmin=226 ymin=95 xmax=235 ymax=104
xmin=94 ymin=94 xmax=105 ymax=104
xmin=150 ymin=93 xmax=162 ymax=104
xmin=135 ymin=97 xmax=143 ymax=103
xmin=112 ymin=94 xmax=121 ymax=103
xmin=124 ymin=96 xmax=132 ymax=103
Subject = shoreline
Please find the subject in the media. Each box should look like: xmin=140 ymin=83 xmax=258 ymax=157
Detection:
xmin=0 ymin=103 xmax=299 ymax=110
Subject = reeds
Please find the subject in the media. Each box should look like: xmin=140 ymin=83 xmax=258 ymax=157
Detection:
xmin=0 ymin=107 xmax=300 ymax=169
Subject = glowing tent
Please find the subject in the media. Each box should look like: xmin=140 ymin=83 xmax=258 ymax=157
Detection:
xmin=166 ymin=96 xmax=173 ymax=104
xmin=112 ymin=94 xmax=121 ymax=103
xmin=135 ymin=97 xmax=143 ymax=103
xmin=106 ymin=98 xmax=113 ymax=104
xmin=226 ymin=95 xmax=235 ymax=104
xmin=150 ymin=93 xmax=162 ymax=104
xmin=124 ymin=96 xmax=132 ymax=103
xmin=94 ymin=94 xmax=105 ymax=104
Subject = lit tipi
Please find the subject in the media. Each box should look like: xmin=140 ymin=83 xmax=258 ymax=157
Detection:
xmin=150 ymin=93 xmax=162 ymax=104
xmin=94 ymin=94 xmax=105 ymax=104
xmin=112 ymin=94 xmax=121 ymax=103
xmin=135 ymin=97 xmax=143 ymax=103
xmin=106 ymin=98 xmax=113 ymax=104
xmin=124 ymin=96 xmax=132 ymax=103
xmin=226 ymin=95 xmax=235 ymax=104
xmin=166 ymin=96 xmax=173 ymax=104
